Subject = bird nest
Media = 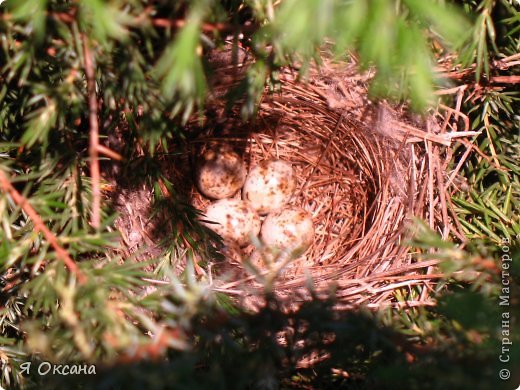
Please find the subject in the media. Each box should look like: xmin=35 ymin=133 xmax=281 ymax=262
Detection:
xmin=172 ymin=51 xmax=468 ymax=310
xmin=114 ymin=50 xmax=467 ymax=309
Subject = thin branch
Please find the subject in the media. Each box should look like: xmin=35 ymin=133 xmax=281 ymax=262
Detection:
xmin=151 ymin=18 xmax=257 ymax=34
xmin=437 ymin=103 xmax=470 ymax=133
xmin=4 ymin=6 xmax=259 ymax=35
xmin=436 ymin=56 xmax=520 ymax=85
xmin=82 ymin=34 xmax=101 ymax=229
xmin=0 ymin=170 xmax=87 ymax=284
xmin=97 ymin=144 xmax=124 ymax=161
xmin=489 ymin=75 xmax=520 ymax=84
xmin=434 ymin=85 xmax=467 ymax=96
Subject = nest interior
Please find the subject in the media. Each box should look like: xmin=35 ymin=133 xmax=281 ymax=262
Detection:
xmin=177 ymin=53 xmax=448 ymax=307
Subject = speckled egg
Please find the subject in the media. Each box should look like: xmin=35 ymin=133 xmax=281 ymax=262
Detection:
xmin=261 ymin=206 xmax=314 ymax=255
xmin=202 ymin=199 xmax=261 ymax=246
xmin=196 ymin=148 xmax=246 ymax=199
xmin=248 ymin=247 xmax=290 ymax=269
xmin=242 ymin=159 xmax=296 ymax=215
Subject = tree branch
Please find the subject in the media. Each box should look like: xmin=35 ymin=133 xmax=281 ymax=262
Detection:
xmin=82 ymin=34 xmax=102 ymax=230
xmin=151 ymin=18 xmax=257 ymax=34
xmin=0 ymin=170 xmax=87 ymax=284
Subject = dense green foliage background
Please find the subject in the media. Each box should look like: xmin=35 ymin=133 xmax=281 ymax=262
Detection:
xmin=0 ymin=0 xmax=518 ymax=388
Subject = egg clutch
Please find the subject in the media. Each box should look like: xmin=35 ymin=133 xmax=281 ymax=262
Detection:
xmin=195 ymin=147 xmax=315 ymax=264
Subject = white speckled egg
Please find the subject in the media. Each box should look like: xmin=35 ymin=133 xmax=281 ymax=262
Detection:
xmin=202 ymin=199 xmax=261 ymax=246
xmin=248 ymin=247 xmax=290 ymax=269
xmin=242 ymin=159 xmax=296 ymax=215
xmin=261 ymin=206 xmax=314 ymax=255
xmin=196 ymin=148 xmax=246 ymax=199
xmin=247 ymin=249 xmax=266 ymax=269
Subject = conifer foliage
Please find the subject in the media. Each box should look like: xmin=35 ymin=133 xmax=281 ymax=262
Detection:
xmin=0 ymin=0 xmax=518 ymax=388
